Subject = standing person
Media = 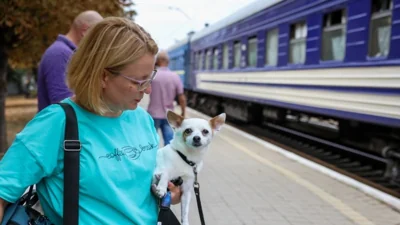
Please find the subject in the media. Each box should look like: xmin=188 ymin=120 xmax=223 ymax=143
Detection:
xmin=147 ymin=51 xmax=187 ymax=146
xmin=0 ymin=17 xmax=181 ymax=224
xmin=37 ymin=10 xmax=103 ymax=111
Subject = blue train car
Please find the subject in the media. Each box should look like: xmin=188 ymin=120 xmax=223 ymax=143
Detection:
xmin=171 ymin=0 xmax=400 ymax=156
xmin=166 ymin=38 xmax=191 ymax=89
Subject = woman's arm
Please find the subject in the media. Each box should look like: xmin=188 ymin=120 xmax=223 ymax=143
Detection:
xmin=0 ymin=104 xmax=65 ymax=210
xmin=0 ymin=198 xmax=9 ymax=222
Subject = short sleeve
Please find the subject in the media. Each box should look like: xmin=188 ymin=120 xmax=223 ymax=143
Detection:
xmin=147 ymin=111 xmax=160 ymax=145
xmin=175 ymin=74 xmax=184 ymax=95
xmin=0 ymin=104 xmax=66 ymax=203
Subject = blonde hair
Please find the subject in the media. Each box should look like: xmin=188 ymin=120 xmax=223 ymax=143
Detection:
xmin=67 ymin=17 xmax=159 ymax=115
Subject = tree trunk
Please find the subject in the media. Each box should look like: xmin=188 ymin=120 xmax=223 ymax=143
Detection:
xmin=0 ymin=43 xmax=8 ymax=154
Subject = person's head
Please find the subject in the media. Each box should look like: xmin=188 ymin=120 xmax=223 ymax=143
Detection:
xmin=155 ymin=50 xmax=169 ymax=67
xmin=67 ymin=10 xmax=104 ymax=45
xmin=67 ymin=17 xmax=159 ymax=116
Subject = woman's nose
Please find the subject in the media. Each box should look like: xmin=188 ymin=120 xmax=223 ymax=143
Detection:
xmin=143 ymin=85 xmax=152 ymax=94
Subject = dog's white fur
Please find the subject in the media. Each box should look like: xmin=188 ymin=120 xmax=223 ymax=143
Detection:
xmin=152 ymin=110 xmax=226 ymax=225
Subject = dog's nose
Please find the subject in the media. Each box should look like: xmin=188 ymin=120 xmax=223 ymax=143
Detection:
xmin=193 ymin=136 xmax=201 ymax=143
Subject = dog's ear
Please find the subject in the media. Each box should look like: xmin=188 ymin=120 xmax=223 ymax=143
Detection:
xmin=167 ymin=110 xmax=184 ymax=129
xmin=210 ymin=113 xmax=226 ymax=132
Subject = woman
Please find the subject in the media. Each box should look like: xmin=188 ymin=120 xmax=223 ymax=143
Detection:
xmin=0 ymin=17 xmax=180 ymax=224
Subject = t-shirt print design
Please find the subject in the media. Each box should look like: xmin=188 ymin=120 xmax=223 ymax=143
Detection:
xmin=98 ymin=142 xmax=158 ymax=161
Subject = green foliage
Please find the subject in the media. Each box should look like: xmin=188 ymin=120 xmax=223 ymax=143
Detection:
xmin=6 ymin=65 xmax=24 ymax=83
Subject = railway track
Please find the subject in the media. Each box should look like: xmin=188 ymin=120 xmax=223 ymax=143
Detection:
xmin=253 ymin=123 xmax=400 ymax=198
xmin=195 ymin=108 xmax=400 ymax=200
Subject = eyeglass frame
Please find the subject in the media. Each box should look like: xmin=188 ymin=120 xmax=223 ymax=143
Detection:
xmin=105 ymin=69 xmax=158 ymax=91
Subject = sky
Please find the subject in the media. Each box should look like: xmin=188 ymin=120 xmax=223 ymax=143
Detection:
xmin=130 ymin=0 xmax=257 ymax=50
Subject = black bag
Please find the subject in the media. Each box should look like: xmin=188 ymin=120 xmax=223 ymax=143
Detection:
xmin=0 ymin=186 xmax=52 ymax=225
xmin=157 ymin=191 xmax=181 ymax=225
xmin=1 ymin=103 xmax=81 ymax=225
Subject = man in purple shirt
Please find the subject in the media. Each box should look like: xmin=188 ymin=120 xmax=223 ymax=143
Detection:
xmin=148 ymin=51 xmax=187 ymax=145
xmin=37 ymin=10 xmax=103 ymax=111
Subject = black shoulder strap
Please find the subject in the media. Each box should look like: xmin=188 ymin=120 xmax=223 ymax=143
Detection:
xmin=58 ymin=103 xmax=81 ymax=225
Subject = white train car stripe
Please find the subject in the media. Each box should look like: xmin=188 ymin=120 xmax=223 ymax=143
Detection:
xmin=197 ymin=67 xmax=400 ymax=88
xmin=196 ymin=82 xmax=400 ymax=119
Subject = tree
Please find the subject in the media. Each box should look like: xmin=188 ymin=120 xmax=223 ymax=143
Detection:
xmin=0 ymin=0 xmax=137 ymax=153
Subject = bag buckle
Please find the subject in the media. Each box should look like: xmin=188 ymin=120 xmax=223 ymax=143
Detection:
xmin=64 ymin=140 xmax=81 ymax=152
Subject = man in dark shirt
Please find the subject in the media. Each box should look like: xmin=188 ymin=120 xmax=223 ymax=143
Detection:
xmin=37 ymin=10 xmax=103 ymax=111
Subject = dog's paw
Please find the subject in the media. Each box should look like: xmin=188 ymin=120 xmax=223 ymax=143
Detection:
xmin=156 ymin=188 xmax=166 ymax=198
xmin=152 ymin=184 xmax=166 ymax=198
xmin=152 ymin=174 xmax=161 ymax=185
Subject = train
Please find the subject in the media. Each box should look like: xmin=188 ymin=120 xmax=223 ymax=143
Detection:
xmin=166 ymin=0 xmax=400 ymax=177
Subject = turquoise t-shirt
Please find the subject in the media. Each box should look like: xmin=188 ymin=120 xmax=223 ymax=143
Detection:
xmin=0 ymin=98 xmax=160 ymax=225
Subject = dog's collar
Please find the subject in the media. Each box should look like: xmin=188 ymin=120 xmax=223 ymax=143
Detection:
xmin=175 ymin=150 xmax=196 ymax=167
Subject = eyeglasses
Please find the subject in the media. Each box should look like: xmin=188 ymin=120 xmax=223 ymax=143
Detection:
xmin=106 ymin=69 xmax=158 ymax=92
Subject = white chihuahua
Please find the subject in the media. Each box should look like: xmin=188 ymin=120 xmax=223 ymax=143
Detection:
xmin=152 ymin=110 xmax=226 ymax=225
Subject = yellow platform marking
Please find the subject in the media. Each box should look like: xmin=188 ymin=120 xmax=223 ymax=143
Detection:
xmin=218 ymin=134 xmax=375 ymax=225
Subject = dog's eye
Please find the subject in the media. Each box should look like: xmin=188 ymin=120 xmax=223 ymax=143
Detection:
xmin=184 ymin=129 xmax=192 ymax=134
xmin=202 ymin=129 xmax=209 ymax=135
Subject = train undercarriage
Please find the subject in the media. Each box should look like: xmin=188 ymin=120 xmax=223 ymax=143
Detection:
xmin=185 ymin=89 xmax=400 ymax=184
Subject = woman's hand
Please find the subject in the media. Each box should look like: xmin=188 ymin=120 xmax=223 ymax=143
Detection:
xmin=168 ymin=181 xmax=182 ymax=205
xmin=151 ymin=174 xmax=182 ymax=205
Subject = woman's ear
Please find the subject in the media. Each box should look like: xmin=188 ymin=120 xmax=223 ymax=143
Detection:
xmin=102 ymin=70 xmax=110 ymax=88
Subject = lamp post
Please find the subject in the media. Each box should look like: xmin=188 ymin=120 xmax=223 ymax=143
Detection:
xmin=185 ymin=30 xmax=196 ymax=89
xmin=167 ymin=6 xmax=192 ymax=21
xmin=166 ymin=6 xmax=196 ymax=89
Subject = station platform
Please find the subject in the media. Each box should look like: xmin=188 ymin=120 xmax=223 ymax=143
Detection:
xmin=140 ymin=95 xmax=400 ymax=225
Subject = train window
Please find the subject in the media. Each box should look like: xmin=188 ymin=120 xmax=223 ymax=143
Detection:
xmin=234 ymin=41 xmax=241 ymax=68
xmin=196 ymin=52 xmax=201 ymax=70
xmin=266 ymin=28 xmax=278 ymax=66
xmin=321 ymin=9 xmax=347 ymax=61
xmin=369 ymin=0 xmax=392 ymax=57
xmin=194 ymin=53 xmax=198 ymax=70
xmin=205 ymin=49 xmax=212 ymax=70
xmin=223 ymin=43 xmax=229 ymax=69
xmin=198 ymin=52 xmax=203 ymax=70
xmin=213 ymin=48 xmax=219 ymax=70
xmin=289 ymin=22 xmax=307 ymax=64
xmin=179 ymin=56 xmax=183 ymax=69
xmin=248 ymin=37 xmax=258 ymax=67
